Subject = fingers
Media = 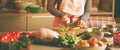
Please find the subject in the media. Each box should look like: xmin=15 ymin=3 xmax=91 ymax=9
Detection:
xmin=61 ymin=15 xmax=70 ymax=24
xmin=77 ymin=20 xmax=87 ymax=28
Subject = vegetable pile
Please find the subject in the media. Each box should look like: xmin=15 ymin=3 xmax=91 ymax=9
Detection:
xmin=30 ymin=27 xmax=108 ymax=48
xmin=52 ymin=27 xmax=85 ymax=36
xmin=0 ymin=32 xmax=31 ymax=50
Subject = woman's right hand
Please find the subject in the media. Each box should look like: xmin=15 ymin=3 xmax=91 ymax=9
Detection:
xmin=61 ymin=15 xmax=70 ymax=24
xmin=77 ymin=20 xmax=88 ymax=28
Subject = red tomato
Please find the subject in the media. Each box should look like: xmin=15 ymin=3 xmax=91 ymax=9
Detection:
xmin=12 ymin=32 xmax=20 ymax=42
xmin=0 ymin=32 xmax=20 ymax=43
xmin=0 ymin=33 xmax=13 ymax=43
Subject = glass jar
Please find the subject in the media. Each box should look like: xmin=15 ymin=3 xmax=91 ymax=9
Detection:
xmin=114 ymin=32 xmax=120 ymax=47
xmin=14 ymin=0 xmax=26 ymax=9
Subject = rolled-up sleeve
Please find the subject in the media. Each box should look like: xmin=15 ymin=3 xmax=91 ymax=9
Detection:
xmin=47 ymin=0 xmax=67 ymax=18
xmin=81 ymin=0 xmax=92 ymax=22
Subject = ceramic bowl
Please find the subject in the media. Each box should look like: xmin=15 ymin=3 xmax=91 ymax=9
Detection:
xmin=75 ymin=45 xmax=107 ymax=50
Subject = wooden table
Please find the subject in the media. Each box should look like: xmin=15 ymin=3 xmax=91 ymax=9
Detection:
xmin=30 ymin=45 xmax=63 ymax=50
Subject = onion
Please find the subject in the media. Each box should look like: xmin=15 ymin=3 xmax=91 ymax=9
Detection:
xmin=33 ymin=28 xmax=59 ymax=42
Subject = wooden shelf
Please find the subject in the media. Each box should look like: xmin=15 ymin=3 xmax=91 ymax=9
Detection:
xmin=91 ymin=0 xmax=115 ymax=17
xmin=91 ymin=12 xmax=113 ymax=16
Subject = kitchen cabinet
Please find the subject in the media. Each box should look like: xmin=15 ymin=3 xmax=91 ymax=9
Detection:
xmin=27 ymin=13 xmax=54 ymax=31
xmin=91 ymin=0 xmax=114 ymax=17
xmin=115 ymin=0 xmax=120 ymax=17
xmin=0 ymin=14 xmax=27 ymax=32
xmin=0 ymin=12 xmax=54 ymax=32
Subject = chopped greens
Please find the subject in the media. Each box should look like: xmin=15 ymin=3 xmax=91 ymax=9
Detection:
xmin=53 ymin=34 xmax=82 ymax=48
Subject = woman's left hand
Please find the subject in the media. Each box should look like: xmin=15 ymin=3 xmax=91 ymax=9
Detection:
xmin=61 ymin=15 xmax=70 ymax=24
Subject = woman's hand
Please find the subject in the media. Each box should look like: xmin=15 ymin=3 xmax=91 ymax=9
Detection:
xmin=61 ymin=15 xmax=70 ymax=24
xmin=77 ymin=20 xmax=88 ymax=28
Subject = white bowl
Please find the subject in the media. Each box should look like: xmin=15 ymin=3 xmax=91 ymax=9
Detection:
xmin=75 ymin=45 xmax=107 ymax=50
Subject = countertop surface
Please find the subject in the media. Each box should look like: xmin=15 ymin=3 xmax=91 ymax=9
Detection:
xmin=30 ymin=45 xmax=63 ymax=50
xmin=0 ymin=11 xmax=54 ymax=17
xmin=30 ymin=44 xmax=120 ymax=50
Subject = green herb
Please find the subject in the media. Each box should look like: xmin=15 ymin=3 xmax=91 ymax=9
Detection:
xmin=80 ymin=32 xmax=92 ymax=40
xmin=53 ymin=34 xmax=82 ymax=48
xmin=91 ymin=28 xmax=101 ymax=34
xmin=53 ymin=27 xmax=70 ymax=32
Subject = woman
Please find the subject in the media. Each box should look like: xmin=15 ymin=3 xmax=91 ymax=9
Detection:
xmin=47 ymin=0 xmax=92 ymax=28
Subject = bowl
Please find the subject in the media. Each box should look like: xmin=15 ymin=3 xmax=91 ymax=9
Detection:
xmin=75 ymin=45 xmax=107 ymax=50
xmin=74 ymin=38 xmax=107 ymax=50
xmin=31 ymin=7 xmax=40 ymax=13
xmin=91 ymin=32 xmax=104 ymax=40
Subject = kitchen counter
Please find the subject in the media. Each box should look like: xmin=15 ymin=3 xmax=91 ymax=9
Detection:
xmin=30 ymin=45 xmax=63 ymax=50
xmin=0 ymin=11 xmax=53 ymax=17
xmin=30 ymin=45 xmax=120 ymax=50
xmin=30 ymin=44 xmax=120 ymax=50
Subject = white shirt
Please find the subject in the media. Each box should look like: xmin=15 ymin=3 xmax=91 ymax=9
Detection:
xmin=60 ymin=0 xmax=85 ymax=16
